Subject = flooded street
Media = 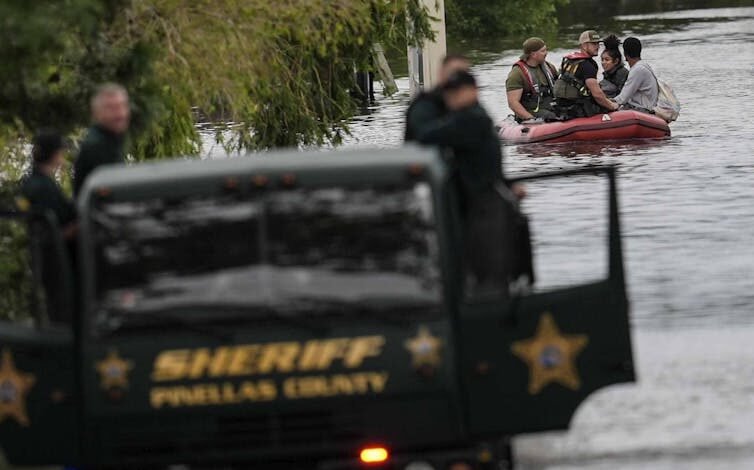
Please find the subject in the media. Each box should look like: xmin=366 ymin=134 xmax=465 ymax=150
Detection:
xmin=347 ymin=3 xmax=754 ymax=468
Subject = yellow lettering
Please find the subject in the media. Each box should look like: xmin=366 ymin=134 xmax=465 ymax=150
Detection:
xmin=282 ymin=372 xmax=389 ymax=400
xmin=349 ymin=373 xmax=370 ymax=394
xmin=298 ymin=376 xmax=327 ymax=398
xmin=152 ymin=350 xmax=191 ymax=381
xmin=366 ymin=372 xmax=389 ymax=393
xmin=150 ymin=380 xmax=278 ymax=408
xmin=222 ymin=382 xmax=237 ymax=402
xmin=193 ymin=384 xmax=217 ymax=405
xmin=313 ymin=339 xmax=350 ymax=370
xmin=257 ymin=380 xmax=278 ymax=401
xmin=187 ymin=347 xmax=232 ymax=379
xmin=150 ymin=387 xmax=174 ymax=408
xmin=237 ymin=381 xmax=260 ymax=401
xmin=152 ymin=336 xmax=388 ymax=382
xmin=256 ymin=342 xmax=300 ymax=374
xmin=344 ymin=336 xmax=385 ymax=368
xmin=283 ymin=377 xmax=299 ymax=399
xmin=227 ymin=345 xmax=260 ymax=376
xmin=330 ymin=375 xmax=354 ymax=395
xmin=298 ymin=341 xmax=323 ymax=371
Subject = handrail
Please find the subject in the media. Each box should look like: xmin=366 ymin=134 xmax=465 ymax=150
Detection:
xmin=506 ymin=164 xmax=616 ymax=183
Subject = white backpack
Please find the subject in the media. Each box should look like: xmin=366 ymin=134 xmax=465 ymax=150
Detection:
xmin=647 ymin=66 xmax=681 ymax=122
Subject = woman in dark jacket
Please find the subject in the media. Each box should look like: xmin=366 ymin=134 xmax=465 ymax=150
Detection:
xmin=599 ymin=34 xmax=629 ymax=98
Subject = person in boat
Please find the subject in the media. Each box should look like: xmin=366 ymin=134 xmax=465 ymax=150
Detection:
xmin=505 ymin=37 xmax=559 ymax=122
xmin=414 ymin=71 xmax=532 ymax=296
xmin=553 ymin=30 xmax=619 ymax=119
xmin=599 ymin=34 xmax=629 ymax=98
xmin=611 ymin=37 xmax=659 ymax=114
xmin=18 ymin=129 xmax=77 ymax=323
xmin=404 ymin=54 xmax=470 ymax=142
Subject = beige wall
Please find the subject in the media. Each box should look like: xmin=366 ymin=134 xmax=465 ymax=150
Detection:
xmin=408 ymin=0 xmax=447 ymax=95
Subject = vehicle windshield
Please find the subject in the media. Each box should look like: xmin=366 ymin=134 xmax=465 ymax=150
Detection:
xmin=92 ymin=182 xmax=441 ymax=322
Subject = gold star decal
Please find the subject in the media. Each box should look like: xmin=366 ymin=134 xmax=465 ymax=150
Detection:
xmin=405 ymin=326 xmax=443 ymax=368
xmin=511 ymin=313 xmax=588 ymax=395
xmin=0 ymin=348 xmax=36 ymax=427
xmin=14 ymin=196 xmax=30 ymax=212
xmin=95 ymin=350 xmax=133 ymax=390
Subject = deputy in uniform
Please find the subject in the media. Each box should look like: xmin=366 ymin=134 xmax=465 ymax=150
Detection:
xmin=414 ymin=71 xmax=532 ymax=296
xmin=553 ymin=30 xmax=619 ymax=118
xmin=73 ymin=83 xmax=131 ymax=196
xmin=404 ymin=54 xmax=470 ymax=142
xmin=20 ymin=130 xmax=77 ymax=239
xmin=19 ymin=129 xmax=77 ymax=322
xmin=505 ymin=37 xmax=559 ymax=122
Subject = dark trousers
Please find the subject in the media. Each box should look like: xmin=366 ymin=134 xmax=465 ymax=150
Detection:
xmin=463 ymin=185 xmax=534 ymax=297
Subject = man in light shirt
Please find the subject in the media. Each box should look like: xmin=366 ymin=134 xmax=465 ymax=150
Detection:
xmin=612 ymin=37 xmax=659 ymax=113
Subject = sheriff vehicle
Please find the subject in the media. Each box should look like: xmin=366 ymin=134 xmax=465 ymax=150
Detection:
xmin=0 ymin=146 xmax=634 ymax=469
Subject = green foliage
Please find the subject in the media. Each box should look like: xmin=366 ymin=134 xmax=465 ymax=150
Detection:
xmin=0 ymin=0 xmax=433 ymax=160
xmin=0 ymin=124 xmax=36 ymax=323
xmin=0 ymin=0 xmax=155 ymax=134
xmin=114 ymin=0 xmax=433 ymax=152
xmin=445 ymin=0 xmax=569 ymax=39
xmin=0 ymin=219 xmax=34 ymax=323
xmin=0 ymin=0 xmax=433 ymax=321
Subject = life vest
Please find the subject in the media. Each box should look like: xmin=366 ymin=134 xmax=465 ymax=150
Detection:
xmin=514 ymin=60 xmax=556 ymax=96
xmin=600 ymin=65 xmax=628 ymax=98
xmin=513 ymin=60 xmax=557 ymax=114
xmin=554 ymin=51 xmax=594 ymax=100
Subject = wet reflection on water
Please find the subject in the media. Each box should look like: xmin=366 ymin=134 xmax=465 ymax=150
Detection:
xmin=348 ymin=7 xmax=754 ymax=466
xmin=346 ymin=5 xmax=754 ymax=330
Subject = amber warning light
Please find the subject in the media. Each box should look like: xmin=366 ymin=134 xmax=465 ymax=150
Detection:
xmin=359 ymin=446 xmax=389 ymax=464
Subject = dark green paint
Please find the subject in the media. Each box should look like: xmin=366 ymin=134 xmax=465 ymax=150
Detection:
xmin=0 ymin=147 xmax=633 ymax=468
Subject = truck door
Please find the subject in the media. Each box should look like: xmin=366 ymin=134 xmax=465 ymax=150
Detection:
xmin=0 ymin=211 xmax=78 ymax=465
xmin=457 ymin=166 xmax=635 ymax=436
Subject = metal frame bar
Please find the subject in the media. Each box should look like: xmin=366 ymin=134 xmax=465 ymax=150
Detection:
xmin=508 ymin=165 xmax=625 ymax=285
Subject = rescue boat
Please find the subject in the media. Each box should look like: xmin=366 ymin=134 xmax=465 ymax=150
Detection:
xmin=498 ymin=110 xmax=670 ymax=144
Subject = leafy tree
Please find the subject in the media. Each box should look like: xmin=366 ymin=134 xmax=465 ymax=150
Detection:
xmin=0 ymin=0 xmax=433 ymax=321
xmin=0 ymin=0 xmax=433 ymax=168
xmin=445 ymin=0 xmax=569 ymax=38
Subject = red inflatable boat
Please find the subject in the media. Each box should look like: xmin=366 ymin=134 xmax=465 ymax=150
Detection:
xmin=498 ymin=110 xmax=670 ymax=144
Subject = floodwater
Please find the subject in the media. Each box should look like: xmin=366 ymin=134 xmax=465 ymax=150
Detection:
xmin=346 ymin=3 xmax=754 ymax=469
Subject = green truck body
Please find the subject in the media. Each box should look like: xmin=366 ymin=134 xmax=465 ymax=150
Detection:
xmin=0 ymin=146 xmax=634 ymax=469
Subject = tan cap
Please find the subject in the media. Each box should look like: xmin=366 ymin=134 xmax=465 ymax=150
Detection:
xmin=578 ymin=30 xmax=602 ymax=44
